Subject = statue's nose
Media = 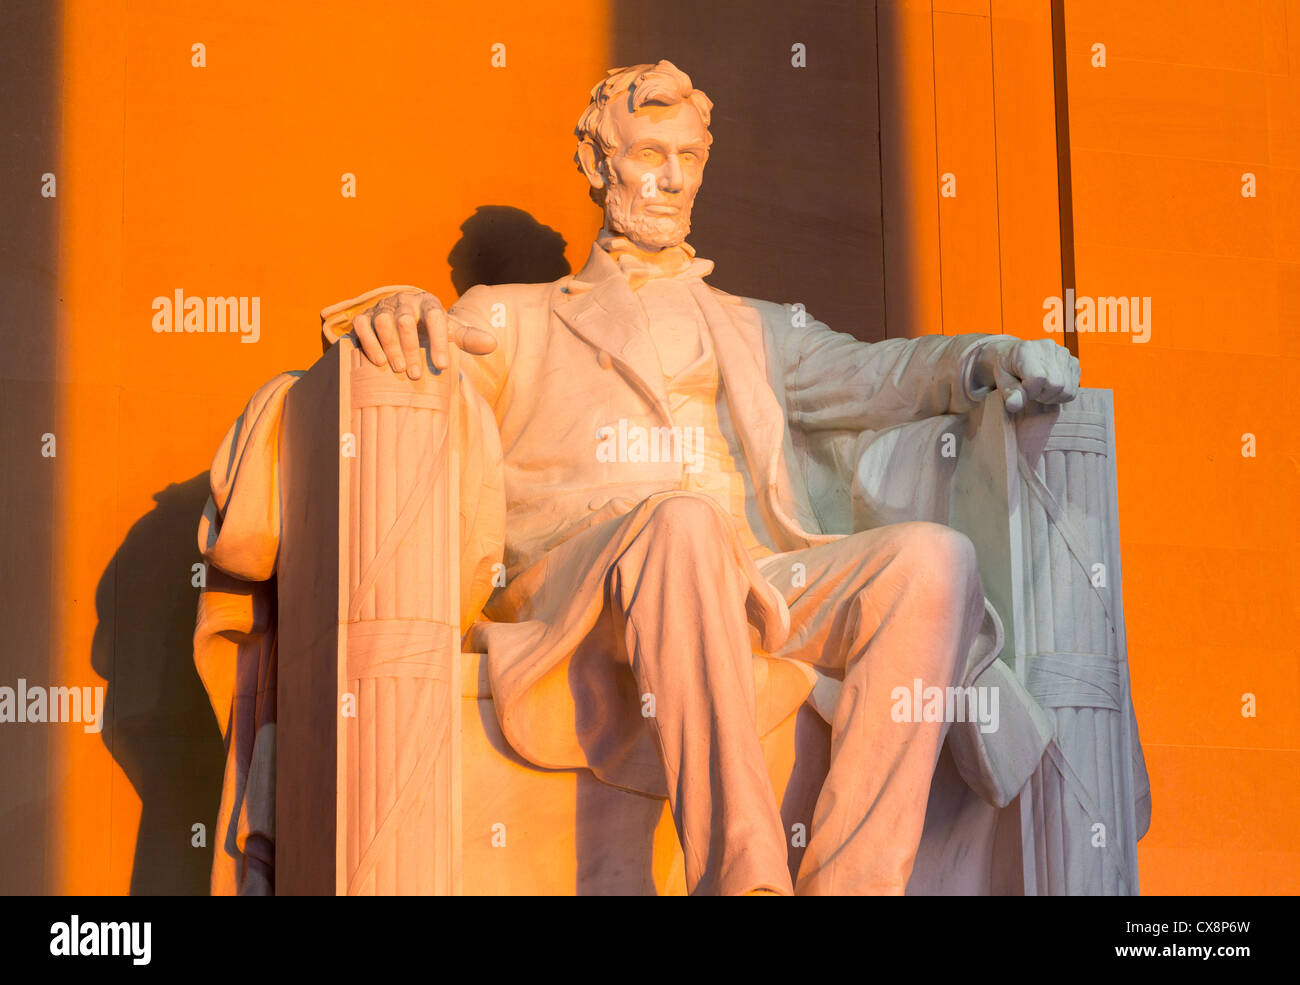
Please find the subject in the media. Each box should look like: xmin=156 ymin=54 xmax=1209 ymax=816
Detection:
xmin=659 ymin=156 xmax=685 ymax=192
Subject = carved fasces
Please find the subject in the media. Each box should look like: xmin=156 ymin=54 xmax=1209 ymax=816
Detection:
xmin=343 ymin=341 xmax=462 ymax=895
xmin=277 ymin=338 xmax=463 ymax=895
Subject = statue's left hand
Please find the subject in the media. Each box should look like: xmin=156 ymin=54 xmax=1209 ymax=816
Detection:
xmin=973 ymin=338 xmax=1080 ymax=413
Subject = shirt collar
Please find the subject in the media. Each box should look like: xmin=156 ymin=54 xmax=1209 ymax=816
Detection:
xmin=568 ymin=229 xmax=713 ymax=294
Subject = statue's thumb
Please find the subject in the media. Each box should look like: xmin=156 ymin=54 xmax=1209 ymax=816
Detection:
xmin=993 ymin=363 xmax=1025 ymax=413
xmin=449 ymin=317 xmax=498 ymax=354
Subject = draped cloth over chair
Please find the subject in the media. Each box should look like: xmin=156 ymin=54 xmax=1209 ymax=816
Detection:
xmin=840 ymin=388 xmax=1150 ymax=894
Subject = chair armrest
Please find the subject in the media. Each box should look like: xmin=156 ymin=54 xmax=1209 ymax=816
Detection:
xmin=277 ymin=337 xmax=463 ymax=895
xmin=951 ymin=388 xmax=1149 ymax=892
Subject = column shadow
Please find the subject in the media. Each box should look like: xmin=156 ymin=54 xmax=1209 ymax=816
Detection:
xmin=0 ymin=0 xmax=61 ymax=895
xmin=610 ymin=1 xmax=886 ymax=341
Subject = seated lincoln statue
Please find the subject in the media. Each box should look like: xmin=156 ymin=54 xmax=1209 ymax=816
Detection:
xmin=194 ymin=60 xmax=1100 ymax=897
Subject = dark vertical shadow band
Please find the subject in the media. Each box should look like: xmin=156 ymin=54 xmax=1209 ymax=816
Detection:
xmin=1051 ymin=0 xmax=1080 ymax=360
xmin=610 ymin=1 xmax=886 ymax=342
xmin=0 ymin=0 xmax=60 ymax=894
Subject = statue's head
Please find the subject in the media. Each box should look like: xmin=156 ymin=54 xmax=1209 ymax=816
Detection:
xmin=575 ymin=60 xmax=713 ymax=252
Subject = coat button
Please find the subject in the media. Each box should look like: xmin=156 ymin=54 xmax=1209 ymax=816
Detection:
xmin=597 ymin=351 xmax=613 ymax=370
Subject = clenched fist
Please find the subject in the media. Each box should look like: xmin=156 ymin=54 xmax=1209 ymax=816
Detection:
xmin=351 ymin=289 xmax=498 ymax=380
xmin=973 ymin=338 xmax=1081 ymax=413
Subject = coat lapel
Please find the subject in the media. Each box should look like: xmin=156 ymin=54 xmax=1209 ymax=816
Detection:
xmin=554 ymin=245 xmax=671 ymax=420
xmin=689 ymin=282 xmax=821 ymax=549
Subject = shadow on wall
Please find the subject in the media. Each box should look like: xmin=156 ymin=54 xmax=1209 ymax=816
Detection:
xmin=91 ymin=474 xmax=225 ymax=895
xmin=448 ymin=206 xmax=571 ymax=296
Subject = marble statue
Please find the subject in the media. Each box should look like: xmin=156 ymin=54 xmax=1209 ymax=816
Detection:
xmin=194 ymin=61 xmax=1148 ymax=897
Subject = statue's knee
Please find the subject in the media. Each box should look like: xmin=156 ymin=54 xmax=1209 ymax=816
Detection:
xmin=644 ymin=494 xmax=731 ymax=544
xmin=891 ymin=521 xmax=980 ymax=598
xmin=611 ymin=494 xmax=740 ymax=594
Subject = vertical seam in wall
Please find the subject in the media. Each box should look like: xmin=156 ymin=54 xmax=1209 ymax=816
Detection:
xmin=1050 ymin=0 xmax=1079 ymax=359
xmin=119 ymin=0 xmax=129 ymax=386
xmin=929 ymin=1 xmax=946 ymax=336
xmin=108 ymin=385 xmax=124 ymax=889
xmin=987 ymin=9 xmax=1005 ymax=334
xmin=874 ymin=0 xmax=890 ymax=339
xmin=107 ymin=0 xmax=130 ymax=893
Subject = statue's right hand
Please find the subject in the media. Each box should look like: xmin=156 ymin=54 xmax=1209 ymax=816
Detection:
xmin=351 ymin=289 xmax=498 ymax=381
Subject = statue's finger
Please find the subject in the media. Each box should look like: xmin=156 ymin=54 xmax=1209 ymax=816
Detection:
xmin=992 ymin=361 xmax=1025 ymax=409
xmin=425 ymin=302 xmax=450 ymax=371
xmin=372 ymin=308 xmax=406 ymax=374
xmin=395 ymin=296 xmax=423 ymax=380
xmin=352 ymin=313 xmax=386 ymax=367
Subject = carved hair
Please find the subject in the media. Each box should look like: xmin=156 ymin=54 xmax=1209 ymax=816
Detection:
xmin=575 ymin=60 xmax=713 ymax=204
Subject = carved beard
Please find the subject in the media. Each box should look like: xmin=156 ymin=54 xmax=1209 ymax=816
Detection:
xmin=602 ymin=172 xmax=693 ymax=251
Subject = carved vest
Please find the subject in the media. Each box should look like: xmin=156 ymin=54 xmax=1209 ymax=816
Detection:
xmin=639 ymin=278 xmax=775 ymax=559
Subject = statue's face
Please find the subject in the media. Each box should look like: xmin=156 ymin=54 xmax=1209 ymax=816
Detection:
xmin=599 ymin=99 xmax=710 ymax=251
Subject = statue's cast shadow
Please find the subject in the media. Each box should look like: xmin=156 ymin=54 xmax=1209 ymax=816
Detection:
xmin=447 ymin=205 xmax=572 ymax=295
xmin=90 ymin=473 xmax=224 ymax=895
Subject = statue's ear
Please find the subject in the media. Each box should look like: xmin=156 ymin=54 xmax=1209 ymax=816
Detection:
xmin=576 ymin=139 xmax=606 ymax=193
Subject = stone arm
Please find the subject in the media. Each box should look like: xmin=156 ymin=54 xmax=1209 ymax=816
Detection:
xmin=766 ymin=304 xmax=1016 ymax=433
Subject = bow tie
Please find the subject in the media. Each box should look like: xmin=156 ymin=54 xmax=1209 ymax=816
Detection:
xmin=598 ymin=231 xmax=715 ymax=290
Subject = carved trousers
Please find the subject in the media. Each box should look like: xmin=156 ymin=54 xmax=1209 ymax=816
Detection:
xmin=607 ymin=495 xmax=986 ymax=895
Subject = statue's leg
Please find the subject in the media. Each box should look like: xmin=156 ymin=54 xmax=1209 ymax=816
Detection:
xmin=608 ymin=494 xmax=792 ymax=896
xmin=758 ymin=521 xmax=985 ymax=895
